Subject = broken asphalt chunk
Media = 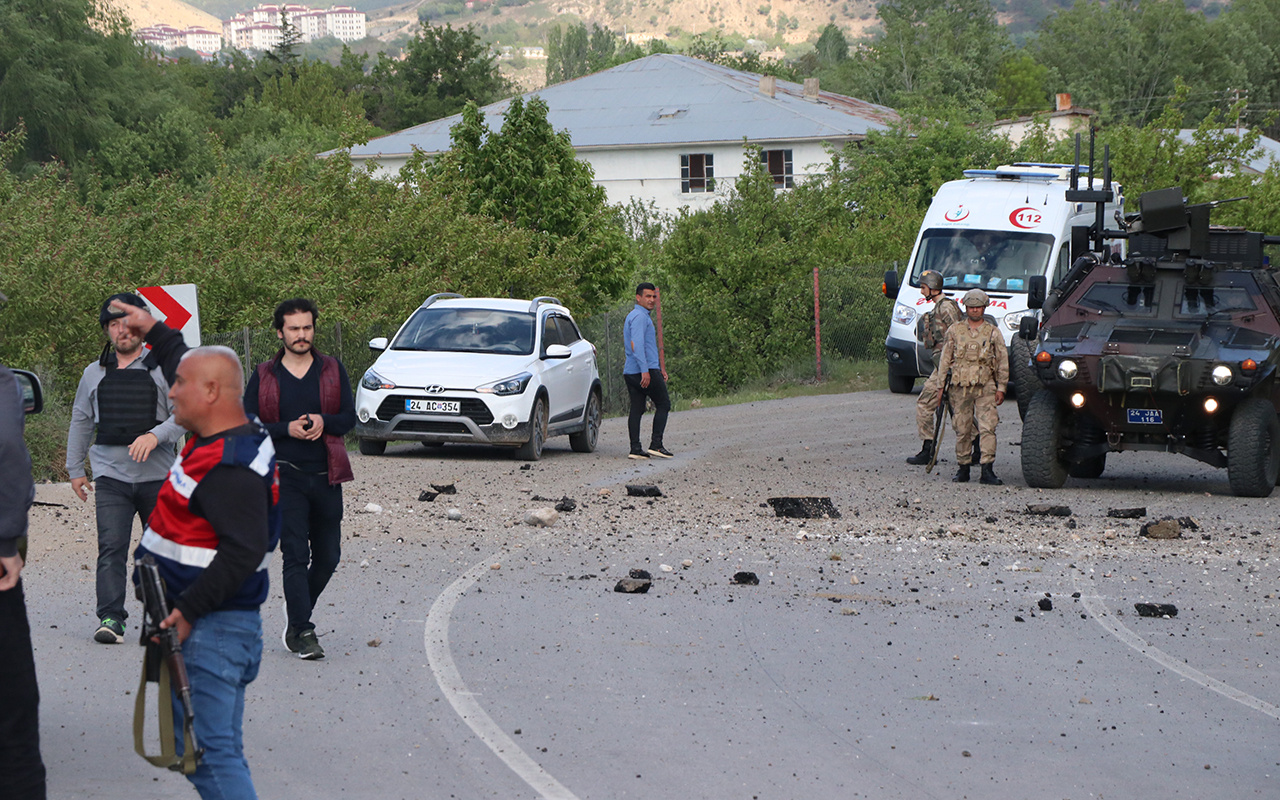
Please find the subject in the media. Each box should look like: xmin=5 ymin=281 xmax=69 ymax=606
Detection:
xmin=418 ymin=490 xmax=438 ymax=502
xmin=766 ymin=497 xmax=841 ymax=519
xmin=1038 ymin=598 xmax=1053 ymax=611
xmin=1140 ymin=518 xmax=1183 ymax=539
xmin=1025 ymin=504 xmax=1071 ymax=517
xmin=628 ymin=569 xmax=652 ymax=580
xmin=731 ymin=571 xmax=760 ymax=586
xmin=554 ymin=496 xmax=577 ymax=513
xmin=626 ymin=484 xmax=663 ymax=497
xmin=1134 ymin=603 xmax=1178 ymax=618
xmin=614 ymin=578 xmax=651 ymax=594
xmin=1107 ymin=507 xmax=1146 ymax=519
xmin=431 ymin=483 xmax=457 ymax=495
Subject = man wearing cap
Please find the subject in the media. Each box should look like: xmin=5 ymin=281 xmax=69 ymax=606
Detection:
xmin=907 ymin=271 xmax=964 ymax=466
xmin=936 ymin=289 xmax=1009 ymax=485
xmin=66 ymin=293 xmax=186 ymax=644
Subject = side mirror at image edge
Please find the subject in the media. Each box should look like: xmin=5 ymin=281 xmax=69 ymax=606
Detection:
xmin=13 ymin=369 xmax=42 ymax=415
xmin=1027 ymin=275 xmax=1047 ymax=310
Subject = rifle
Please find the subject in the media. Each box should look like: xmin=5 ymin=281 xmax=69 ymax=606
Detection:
xmin=133 ymin=555 xmax=203 ymax=775
xmin=926 ymin=372 xmax=952 ymax=474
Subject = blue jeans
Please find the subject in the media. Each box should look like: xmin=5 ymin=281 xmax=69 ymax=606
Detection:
xmin=278 ymin=466 xmax=343 ymax=632
xmin=174 ymin=610 xmax=262 ymax=800
xmin=94 ymin=475 xmax=162 ymax=623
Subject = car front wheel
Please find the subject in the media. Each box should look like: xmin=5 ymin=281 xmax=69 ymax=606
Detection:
xmin=516 ymin=396 xmax=547 ymax=461
xmin=358 ymin=438 xmax=386 ymax=456
xmin=569 ymin=390 xmax=601 ymax=453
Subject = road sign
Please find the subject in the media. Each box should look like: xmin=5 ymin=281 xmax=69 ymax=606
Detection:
xmin=136 ymin=284 xmax=201 ymax=348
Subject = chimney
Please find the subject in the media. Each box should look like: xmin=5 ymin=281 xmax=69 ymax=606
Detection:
xmin=759 ymin=75 xmax=776 ymax=99
xmin=1055 ymin=93 xmax=1072 ymax=112
xmin=803 ymin=77 xmax=819 ymax=102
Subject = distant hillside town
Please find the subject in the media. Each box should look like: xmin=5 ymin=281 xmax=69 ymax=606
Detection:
xmin=135 ymin=4 xmax=366 ymax=58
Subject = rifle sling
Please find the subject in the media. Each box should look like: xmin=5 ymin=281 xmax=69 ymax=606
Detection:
xmin=133 ymin=646 xmax=200 ymax=775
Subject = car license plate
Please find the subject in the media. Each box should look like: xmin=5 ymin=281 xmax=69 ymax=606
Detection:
xmin=406 ymin=399 xmax=460 ymax=414
xmin=1127 ymin=408 xmax=1163 ymax=425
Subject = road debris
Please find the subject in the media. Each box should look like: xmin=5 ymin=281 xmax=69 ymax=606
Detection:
xmin=524 ymin=508 xmax=559 ymax=527
xmin=731 ymin=571 xmax=760 ymax=585
xmin=1134 ymin=603 xmax=1178 ymax=618
xmin=1107 ymin=507 xmax=1146 ymax=519
xmin=626 ymin=484 xmax=663 ymax=497
xmin=766 ymin=497 xmax=841 ymax=519
xmin=1025 ymin=504 xmax=1071 ymax=516
xmin=614 ymin=578 xmax=651 ymax=594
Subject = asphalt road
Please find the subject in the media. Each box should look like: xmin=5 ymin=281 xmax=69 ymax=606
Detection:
xmin=23 ymin=388 xmax=1279 ymax=799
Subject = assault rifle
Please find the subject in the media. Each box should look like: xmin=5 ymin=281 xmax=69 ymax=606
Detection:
xmin=133 ymin=555 xmax=203 ymax=774
xmin=926 ymin=372 xmax=952 ymax=474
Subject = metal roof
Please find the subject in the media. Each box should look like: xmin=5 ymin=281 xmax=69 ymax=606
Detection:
xmin=336 ymin=53 xmax=900 ymax=161
xmin=1176 ymin=129 xmax=1280 ymax=175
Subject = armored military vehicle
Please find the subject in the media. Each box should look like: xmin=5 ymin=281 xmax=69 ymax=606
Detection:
xmin=1019 ymin=185 xmax=1280 ymax=496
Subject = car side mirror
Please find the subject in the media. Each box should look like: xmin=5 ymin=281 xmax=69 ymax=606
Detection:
xmin=1027 ymin=275 xmax=1047 ymax=309
xmin=543 ymin=344 xmax=572 ymax=360
xmin=882 ymin=269 xmax=899 ymax=298
xmin=13 ymin=369 xmax=42 ymax=415
xmin=1018 ymin=316 xmax=1038 ymax=341
xmin=368 ymin=337 xmax=388 ymax=352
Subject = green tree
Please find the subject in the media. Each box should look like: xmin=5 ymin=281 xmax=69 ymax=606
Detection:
xmin=814 ymin=23 xmax=849 ymax=65
xmin=995 ymin=51 xmax=1050 ymax=116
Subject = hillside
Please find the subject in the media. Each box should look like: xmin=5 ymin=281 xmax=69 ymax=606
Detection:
xmin=106 ymin=0 xmax=220 ymax=29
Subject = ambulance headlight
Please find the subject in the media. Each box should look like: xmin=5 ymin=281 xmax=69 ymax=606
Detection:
xmin=892 ymin=304 xmax=917 ymax=327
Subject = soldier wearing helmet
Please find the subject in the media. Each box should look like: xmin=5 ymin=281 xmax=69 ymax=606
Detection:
xmin=906 ymin=271 xmax=963 ymax=465
xmin=935 ymin=288 xmax=1009 ymax=484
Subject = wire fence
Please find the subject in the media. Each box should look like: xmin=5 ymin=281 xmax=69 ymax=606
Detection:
xmin=203 ymin=262 xmax=898 ymax=416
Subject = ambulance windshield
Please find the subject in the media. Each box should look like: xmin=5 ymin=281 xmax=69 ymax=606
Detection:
xmin=910 ymin=229 xmax=1055 ymax=293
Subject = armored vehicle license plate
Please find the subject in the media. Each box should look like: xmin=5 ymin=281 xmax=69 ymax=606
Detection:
xmin=1127 ymin=408 xmax=1163 ymax=425
xmin=406 ymin=399 xmax=460 ymax=414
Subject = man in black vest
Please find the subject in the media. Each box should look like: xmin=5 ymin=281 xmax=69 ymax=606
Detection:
xmin=66 ymin=293 xmax=186 ymax=644
xmin=243 ymin=298 xmax=355 ymax=661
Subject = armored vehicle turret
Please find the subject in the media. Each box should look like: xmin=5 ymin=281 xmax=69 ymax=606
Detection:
xmin=1020 ymin=185 xmax=1280 ymax=496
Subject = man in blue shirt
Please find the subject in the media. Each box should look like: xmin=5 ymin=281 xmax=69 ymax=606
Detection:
xmin=622 ymin=283 xmax=673 ymax=459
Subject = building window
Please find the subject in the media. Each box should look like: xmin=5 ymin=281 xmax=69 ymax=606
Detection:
xmin=681 ymin=153 xmax=714 ymax=193
xmin=762 ymin=149 xmax=793 ymax=188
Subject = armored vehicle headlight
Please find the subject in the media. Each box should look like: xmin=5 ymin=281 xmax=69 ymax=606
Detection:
xmin=892 ymin=304 xmax=917 ymax=327
xmin=1070 ymin=393 xmax=1086 ymax=408
xmin=1211 ymin=365 xmax=1233 ymax=386
xmin=1057 ymin=360 xmax=1079 ymax=380
xmin=1204 ymin=397 xmax=1220 ymax=414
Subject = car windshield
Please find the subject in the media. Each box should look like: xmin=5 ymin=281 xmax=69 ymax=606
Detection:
xmin=910 ymin=229 xmax=1055 ymax=293
xmin=1176 ymin=285 xmax=1257 ymax=317
xmin=1075 ymin=283 xmax=1158 ymax=315
xmin=392 ymin=308 xmax=535 ymax=355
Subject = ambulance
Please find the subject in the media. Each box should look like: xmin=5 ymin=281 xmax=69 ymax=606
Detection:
xmin=882 ymin=163 xmax=1124 ymax=413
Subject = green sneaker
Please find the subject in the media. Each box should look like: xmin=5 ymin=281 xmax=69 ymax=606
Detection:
xmin=283 ymin=624 xmax=304 ymax=654
xmin=295 ymin=629 xmax=325 ymax=660
xmin=94 ymin=617 xmax=125 ymax=644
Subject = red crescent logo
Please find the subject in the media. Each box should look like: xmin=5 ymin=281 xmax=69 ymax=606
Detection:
xmin=944 ymin=206 xmax=969 ymax=222
xmin=1009 ymin=207 xmax=1042 ymax=229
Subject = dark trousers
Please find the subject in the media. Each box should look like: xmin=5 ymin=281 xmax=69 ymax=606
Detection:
xmin=624 ymin=370 xmax=670 ymax=451
xmin=278 ymin=466 xmax=343 ymax=633
xmin=0 ymin=581 xmax=47 ymax=800
xmin=94 ymin=475 xmax=162 ymax=624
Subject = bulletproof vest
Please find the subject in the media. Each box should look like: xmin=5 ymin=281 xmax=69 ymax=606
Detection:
xmin=96 ymin=354 xmax=160 ymax=446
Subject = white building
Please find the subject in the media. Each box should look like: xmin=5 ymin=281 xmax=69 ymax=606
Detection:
xmin=331 ymin=54 xmax=900 ymax=215
xmin=990 ymin=94 xmax=1096 ymax=146
xmin=135 ymin=24 xmax=223 ymax=57
xmin=223 ymin=3 xmax=366 ymax=49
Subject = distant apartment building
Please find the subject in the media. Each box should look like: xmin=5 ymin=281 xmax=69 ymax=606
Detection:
xmin=135 ymin=24 xmax=224 ymax=57
xmin=223 ymin=4 xmax=367 ymax=50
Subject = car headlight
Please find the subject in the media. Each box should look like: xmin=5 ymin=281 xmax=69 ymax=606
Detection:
xmin=477 ymin=372 xmax=532 ymax=396
xmin=1057 ymin=359 xmax=1079 ymax=380
xmin=1211 ymin=365 xmax=1233 ymax=386
xmin=892 ymin=304 xmax=917 ymax=326
xmin=1004 ymin=309 xmax=1035 ymax=331
xmin=361 ymin=370 xmax=395 ymax=391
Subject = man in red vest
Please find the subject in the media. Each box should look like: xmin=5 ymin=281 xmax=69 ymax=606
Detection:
xmin=243 ymin=299 xmax=354 ymax=660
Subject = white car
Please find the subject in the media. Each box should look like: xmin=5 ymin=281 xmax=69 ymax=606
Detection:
xmin=354 ymin=294 xmax=602 ymax=460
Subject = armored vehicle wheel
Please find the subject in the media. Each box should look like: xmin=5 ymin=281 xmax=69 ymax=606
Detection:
xmin=888 ymin=371 xmax=915 ymax=394
xmin=1010 ymin=337 xmax=1041 ymax=422
xmin=1227 ymin=398 xmax=1280 ymax=497
xmin=1021 ymin=389 xmax=1068 ymax=488
xmin=358 ymin=438 xmax=386 ymax=456
xmin=1068 ymin=454 xmax=1106 ymax=479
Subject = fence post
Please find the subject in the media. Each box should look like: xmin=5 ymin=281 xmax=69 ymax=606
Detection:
xmin=334 ymin=320 xmax=343 ymax=361
xmin=242 ymin=327 xmax=252 ymax=378
xmin=654 ymin=288 xmax=666 ymax=375
xmin=813 ymin=266 xmax=823 ymax=382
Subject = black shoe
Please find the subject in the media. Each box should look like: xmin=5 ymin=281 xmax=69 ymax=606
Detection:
xmin=905 ymin=441 xmax=933 ymax=465
xmin=628 ymin=448 xmax=649 ymax=460
xmin=94 ymin=617 xmax=124 ymax=644
xmin=980 ymin=463 xmax=1003 ymax=485
xmin=952 ymin=464 xmax=971 ymax=483
xmin=647 ymin=445 xmax=674 ymax=458
xmin=283 ymin=624 xmax=303 ymax=654
xmin=295 ymin=629 xmax=325 ymax=660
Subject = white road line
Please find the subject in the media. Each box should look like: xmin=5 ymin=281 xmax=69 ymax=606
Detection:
xmin=1072 ymin=570 xmax=1280 ymax=720
xmin=425 ymin=555 xmax=581 ymax=800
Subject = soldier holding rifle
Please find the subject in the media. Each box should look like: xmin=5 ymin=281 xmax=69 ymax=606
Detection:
xmin=112 ymin=300 xmax=281 ymax=799
xmin=936 ymin=289 xmax=1008 ymax=485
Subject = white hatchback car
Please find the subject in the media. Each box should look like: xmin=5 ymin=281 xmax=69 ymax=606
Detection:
xmin=354 ymin=294 xmax=601 ymax=460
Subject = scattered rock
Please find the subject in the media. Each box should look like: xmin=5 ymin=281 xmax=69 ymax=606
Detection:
xmin=1038 ymin=598 xmax=1053 ymax=611
xmin=361 ymin=503 xmax=383 ymax=514
xmin=520 ymin=464 xmax=532 ymax=470
xmin=489 ymin=563 xmax=501 ymax=570
xmin=659 ymin=564 xmax=673 ymax=572
xmin=1107 ymin=507 xmax=1146 ymax=519
xmin=681 ymin=560 xmax=693 ymax=568
xmin=767 ymin=496 xmax=841 ymax=519
xmin=367 ymin=638 xmax=382 ymax=647
xmin=523 ymin=508 xmax=559 ymax=527
xmin=849 ymin=576 xmax=860 ymax=585
xmin=418 ymin=490 xmax=438 ymax=502
xmin=1014 ymin=615 xmax=1025 ymax=622
xmin=628 ymin=569 xmax=652 ymax=580
xmin=1178 ymin=516 xmax=1200 ymax=530
xmin=554 ymin=497 xmax=577 ymax=513
xmin=1140 ymin=518 xmax=1183 ymax=539
xmin=1025 ymin=504 xmax=1071 ymax=516
xmin=597 ymin=488 xmax=612 ymax=497
xmin=431 ymin=483 xmax=456 ymax=495
xmin=614 ymin=578 xmax=651 ymax=594
xmin=360 ymin=559 xmax=369 ymax=568
xmin=731 ymin=571 xmax=760 ymax=585
xmin=1134 ymin=603 xmax=1178 ymax=618
xmin=626 ymin=484 xmax=663 ymax=497
xmin=446 ymin=508 xmax=463 ymax=521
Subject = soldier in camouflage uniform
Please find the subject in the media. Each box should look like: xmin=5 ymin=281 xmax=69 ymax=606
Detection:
xmin=906 ymin=271 xmax=964 ymax=465
xmin=936 ymin=289 xmax=1009 ymax=485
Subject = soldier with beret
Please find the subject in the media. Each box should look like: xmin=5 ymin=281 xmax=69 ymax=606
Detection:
xmin=936 ymin=289 xmax=1008 ymax=485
